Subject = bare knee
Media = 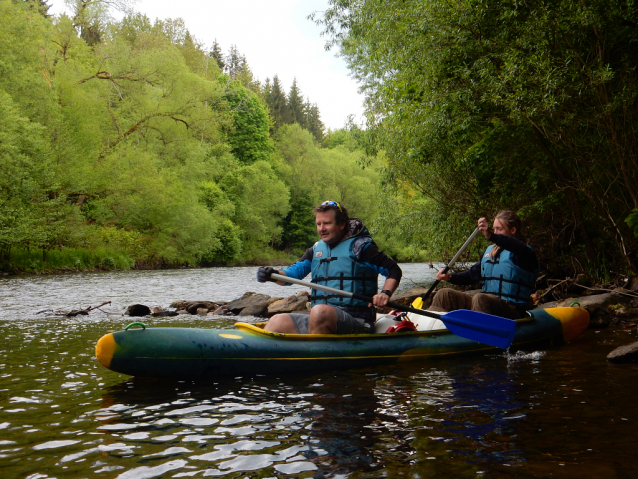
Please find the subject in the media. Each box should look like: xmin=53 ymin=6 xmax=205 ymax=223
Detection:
xmin=308 ymin=305 xmax=337 ymax=334
xmin=264 ymin=314 xmax=296 ymax=334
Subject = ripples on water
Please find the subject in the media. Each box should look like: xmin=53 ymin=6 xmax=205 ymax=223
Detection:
xmin=2 ymin=267 xmax=638 ymax=478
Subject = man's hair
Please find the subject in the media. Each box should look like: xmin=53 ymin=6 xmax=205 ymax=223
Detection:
xmin=313 ymin=201 xmax=350 ymax=224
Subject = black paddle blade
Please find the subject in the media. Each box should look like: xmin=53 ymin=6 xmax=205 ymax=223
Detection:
xmin=439 ymin=309 xmax=517 ymax=349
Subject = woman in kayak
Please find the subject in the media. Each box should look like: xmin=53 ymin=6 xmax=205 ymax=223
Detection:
xmin=430 ymin=211 xmax=539 ymax=320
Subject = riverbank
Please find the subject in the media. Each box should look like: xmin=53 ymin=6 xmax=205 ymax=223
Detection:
xmin=0 ymin=247 xmax=298 ymax=276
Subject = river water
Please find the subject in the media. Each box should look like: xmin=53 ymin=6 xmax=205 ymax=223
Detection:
xmin=1 ymin=265 xmax=637 ymax=478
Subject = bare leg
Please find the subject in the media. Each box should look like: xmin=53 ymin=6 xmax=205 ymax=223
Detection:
xmin=263 ymin=313 xmax=297 ymax=333
xmin=307 ymin=304 xmax=338 ymax=334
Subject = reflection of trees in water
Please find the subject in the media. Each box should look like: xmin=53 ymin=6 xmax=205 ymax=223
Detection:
xmin=301 ymin=373 xmax=382 ymax=475
xmin=393 ymin=362 xmax=526 ymax=474
xmin=95 ymin=363 xmax=526 ymax=477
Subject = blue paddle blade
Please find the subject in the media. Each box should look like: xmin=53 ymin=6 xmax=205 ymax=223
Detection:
xmin=439 ymin=309 xmax=517 ymax=349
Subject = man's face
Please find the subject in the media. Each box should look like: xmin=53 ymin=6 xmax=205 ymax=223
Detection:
xmin=316 ymin=210 xmax=346 ymax=245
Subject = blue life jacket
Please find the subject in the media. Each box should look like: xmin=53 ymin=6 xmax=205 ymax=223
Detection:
xmin=310 ymin=236 xmax=378 ymax=311
xmin=481 ymin=245 xmax=538 ymax=306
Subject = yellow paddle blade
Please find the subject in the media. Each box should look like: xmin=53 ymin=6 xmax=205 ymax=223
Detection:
xmin=412 ymin=296 xmax=424 ymax=309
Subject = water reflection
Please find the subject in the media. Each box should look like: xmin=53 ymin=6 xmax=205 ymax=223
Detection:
xmin=2 ymin=267 xmax=638 ymax=478
xmin=76 ymin=362 xmax=533 ymax=478
xmin=94 ymin=375 xmax=380 ymax=477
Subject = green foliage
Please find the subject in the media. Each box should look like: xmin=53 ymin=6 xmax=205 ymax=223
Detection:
xmin=323 ymin=129 xmax=356 ymax=150
xmin=0 ymin=0 xmax=383 ymax=273
xmin=225 ymin=83 xmax=273 ymax=164
xmin=318 ymin=0 xmax=638 ymax=276
xmin=9 ymin=246 xmax=134 ymax=272
xmin=219 ymin=160 xmax=291 ymax=259
xmin=200 ymin=219 xmax=242 ymax=264
xmin=280 ymin=190 xmax=317 ymax=254
xmin=262 ymin=76 xmax=325 ymax=142
xmin=626 ymin=209 xmax=638 ymax=238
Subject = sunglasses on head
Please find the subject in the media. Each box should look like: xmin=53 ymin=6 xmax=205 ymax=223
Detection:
xmin=321 ymin=201 xmax=342 ymax=213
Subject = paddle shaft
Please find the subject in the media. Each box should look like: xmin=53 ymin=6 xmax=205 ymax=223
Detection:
xmin=421 ymin=227 xmax=481 ymax=301
xmin=272 ymin=272 xmax=443 ymax=321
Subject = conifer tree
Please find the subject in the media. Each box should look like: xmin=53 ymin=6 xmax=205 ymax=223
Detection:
xmin=287 ymin=78 xmax=306 ymax=127
xmin=306 ymin=103 xmax=325 ymax=142
xmin=225 ymin=45 xmax=245 ymax=80
xmin=209 ymin=39 xmax=225 ymax=71
xmin=265 ymin=75 xmax=289 ymax=131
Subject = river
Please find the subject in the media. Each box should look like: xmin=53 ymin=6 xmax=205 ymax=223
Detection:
xmin=1 ymin=265 xmax=637 ymax=478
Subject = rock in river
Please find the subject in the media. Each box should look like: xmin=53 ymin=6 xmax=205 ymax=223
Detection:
xmin=226 ymin=292 xmax=273 ymax=315
xmin=125 ymin=304 xmax=151 ymax=316
xmin=607 ymin=341 xmax=638 ymax=363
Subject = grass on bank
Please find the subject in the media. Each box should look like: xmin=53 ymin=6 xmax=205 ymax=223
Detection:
xmin=6 ymin=247 xmax=135 ymax=273
xmin=3 ymin=246 xmax=299 ymax=274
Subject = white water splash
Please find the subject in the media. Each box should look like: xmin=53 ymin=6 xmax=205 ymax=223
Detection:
xmin=504 ymin=350 xmax=546 ymax=363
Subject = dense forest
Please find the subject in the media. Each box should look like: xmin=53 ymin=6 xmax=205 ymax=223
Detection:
xmin=0 ymin=0 xmax=386 ymax=272
xmin=2 ymin=0 xmax=638 ymax=282
xmin=315 ymin=0 xmax=638 ymax=281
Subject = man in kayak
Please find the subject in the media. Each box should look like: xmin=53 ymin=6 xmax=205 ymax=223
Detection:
xmin=429 ymin=211 xmax=539 ymax=320
xmin=256 ymin=201 xmax=402 ymax=334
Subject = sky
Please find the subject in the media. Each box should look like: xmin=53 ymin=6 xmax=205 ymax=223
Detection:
xmin=47 ymin=0 xmax=365 ymax=131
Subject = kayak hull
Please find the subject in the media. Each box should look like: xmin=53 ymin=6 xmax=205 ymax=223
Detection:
xmin=95 ymin=307 xmax=589 ymax=379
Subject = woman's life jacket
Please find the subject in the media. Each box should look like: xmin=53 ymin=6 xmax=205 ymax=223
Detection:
xmin=480 ymin=245 xmax=539 ymax=306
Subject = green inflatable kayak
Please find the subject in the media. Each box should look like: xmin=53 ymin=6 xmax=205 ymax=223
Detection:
xmin=95 ymin=306 xmax=589 ymax=379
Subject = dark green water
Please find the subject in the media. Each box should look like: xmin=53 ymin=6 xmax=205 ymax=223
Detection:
xmin=1 ymin=268 xmax=637 ymax=478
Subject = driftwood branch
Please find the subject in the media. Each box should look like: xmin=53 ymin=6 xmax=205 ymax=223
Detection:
xmin=37 ymin=301 xmax=112 ymax=317
xmin=537 ymin=278 xmax=572 ymax=301
xmin=573 ymin=283 xmax=638 ymax=299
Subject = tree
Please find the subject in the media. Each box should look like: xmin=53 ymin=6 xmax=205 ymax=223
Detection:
xmin=317 ymin=0 xmax=638 ymax=276
xmin=287 ymin=78 xmax=306 ymax=126
xmin=66 ymin=0 xmax=133 ymax=45
xmin=264 ymin=74 xmax=289 ymax=132
xmin=225 ymin=83 xmax=273 ymax=164
xmin=0 ymin=88 xmax=79 ymax=266
xmin=306 ymin=103 xmax=325 ymax=142
xmin=209 ymin=39 xmax=225 ymax=71
xmin=225 ymin=44 xmax=246 ymax=80
xmin=219 ymin=161 xmax=290 ymax=258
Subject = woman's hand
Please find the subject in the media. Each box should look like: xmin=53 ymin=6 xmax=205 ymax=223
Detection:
xmin=436 ymin=268 xmax=452 ymax=282
xmin=478 ymin=217 xmax=492 ymax=240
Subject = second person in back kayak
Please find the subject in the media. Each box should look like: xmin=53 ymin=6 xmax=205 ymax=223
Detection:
xmin=429 ymin=210 xmax=539 ymax=320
